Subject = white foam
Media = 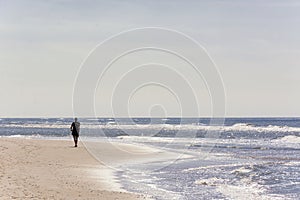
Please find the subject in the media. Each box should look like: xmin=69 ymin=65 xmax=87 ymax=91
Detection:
xmin=217 ymin=183 xmax=284 ymax=200
xmin=232 ymin=123 xmax=254 ymax=127
xmin=231 ymin=166 xmax=252 ymax=174
xmin=194 ymin=167 xmax=285 ymax=200
xmin=195 ymin=177 xmax=223 ymax=186
xmin=216 ymin=163 xmax=286 ymax=200
xmin=2 ymin=122 xmax=300 ymax=134
xmin=273 ymin=135 xmax=300 ymax=143
xmin=106 ymin=121 xmax=117 ymax=125
xmin=3 ymin=134 xmax=44 ymax=139
xmin=1 ymin=124 xmax=69 ymax=129
xmin=183 ymin=163 xmax=253 ymax=172
xmin=284 ymin=161 xmax=300 ymax=166
xmin=93 ymin=123 xmax=300 ymax=134
xmin=6 ymin=134 xmax=24 ymax=138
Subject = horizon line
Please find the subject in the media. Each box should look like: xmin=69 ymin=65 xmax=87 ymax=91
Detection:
xmin=0 ymin=116 xmax=299 ymax=119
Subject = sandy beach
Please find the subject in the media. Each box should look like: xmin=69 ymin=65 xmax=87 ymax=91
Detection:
xmin=0 ymin=137 xmax=147 ymax=200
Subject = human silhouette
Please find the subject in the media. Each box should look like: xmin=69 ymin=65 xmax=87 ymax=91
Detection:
xmin=70 ymin=118 xmax=80 ymax=147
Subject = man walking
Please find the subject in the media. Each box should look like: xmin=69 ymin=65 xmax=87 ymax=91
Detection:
xmin=70 ymin=118 xmax=80 ymax=147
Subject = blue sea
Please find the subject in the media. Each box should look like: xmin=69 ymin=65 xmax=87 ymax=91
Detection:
xmin=1 ymin=117 xmax=300 ymax=199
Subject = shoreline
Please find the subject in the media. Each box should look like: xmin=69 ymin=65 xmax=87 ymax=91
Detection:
xmin=0 ymin=137 xmax=148 ymax=199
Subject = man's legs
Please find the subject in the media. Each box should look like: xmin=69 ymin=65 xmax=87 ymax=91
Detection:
xmin=75 ymin=136 xmax=78 ymax=147
xmin=73 ymin=135 xmax=78 ymax=147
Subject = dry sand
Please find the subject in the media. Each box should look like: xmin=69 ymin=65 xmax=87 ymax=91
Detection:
xmin=0 ymin=137 xmax=148 ymax=200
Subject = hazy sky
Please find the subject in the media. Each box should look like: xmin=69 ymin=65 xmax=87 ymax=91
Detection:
xmin=0 ymin=0 xmax=299 ymax=117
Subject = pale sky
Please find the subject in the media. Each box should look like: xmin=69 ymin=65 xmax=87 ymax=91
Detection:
xmin=0 ymin=0 xmax=299 ymax=117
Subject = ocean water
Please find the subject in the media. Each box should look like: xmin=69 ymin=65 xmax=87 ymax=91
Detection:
xmin=1 ymin=118 xmax=300 ymax=199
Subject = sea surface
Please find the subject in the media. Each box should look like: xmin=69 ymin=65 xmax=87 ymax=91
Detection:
xmin=1 ymin=117 xmax=300 ymax=199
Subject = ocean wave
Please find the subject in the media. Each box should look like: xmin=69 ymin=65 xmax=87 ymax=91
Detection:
xmin=1 ymin=123 xmax=300 ymax=131
xmin=232 ymin=123 xmax=254 ymax=127
xmin=1 ymin=134 xmax=45 ymax=139
xmin=2 ymin=123 xmax=300 ymax=135
xmin=0 ymin=134 xmax=70 ymax=140
xmin=273 ymin=135 xmax=300 ymax=143
xmin=0 ymin=124 xmax=69 ymax=129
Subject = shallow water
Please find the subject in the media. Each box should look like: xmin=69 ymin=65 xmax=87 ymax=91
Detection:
xmin=117 ymin=136 xmax=300 ymax=199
